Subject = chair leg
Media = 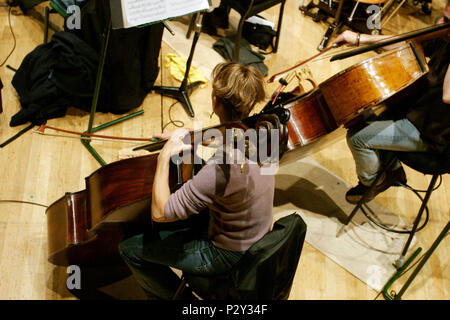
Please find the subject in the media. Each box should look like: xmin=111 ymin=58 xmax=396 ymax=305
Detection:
xmin=232 ymin=0 xmax=255 ymax=62
xmin=273 ymin=1 xmax=286 ymax=53
xmin=394 ymin=174 xmax=438 ymax=268
xmin=44 ymin=6 xmax=50 ymax=44
xmin=233 ymin=16 xmax=246 ymax=62
xmin=173 ymin=277 xmax=187 ymax=300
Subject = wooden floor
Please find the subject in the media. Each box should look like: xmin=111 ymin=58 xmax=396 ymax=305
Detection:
xmin=0 ymin=0 xmax=448 ymax=300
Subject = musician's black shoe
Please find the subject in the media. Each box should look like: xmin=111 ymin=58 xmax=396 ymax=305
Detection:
xmin=345 ymin=166 xmax=407 ymax=204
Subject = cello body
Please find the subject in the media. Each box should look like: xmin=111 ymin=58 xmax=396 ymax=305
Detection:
xmin=276 ymin=43 xmax=428 ymax=164
xmin=272 ymin=89 xmax=338 ymax=164
xmin=319 ymin=43 xmax=428 ymax=126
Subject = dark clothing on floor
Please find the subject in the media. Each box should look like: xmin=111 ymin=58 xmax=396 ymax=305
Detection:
xmin=69 ymin=0 xmax=164 ymax=114
xmin=10 ymin=31 xmax=99 ymax=126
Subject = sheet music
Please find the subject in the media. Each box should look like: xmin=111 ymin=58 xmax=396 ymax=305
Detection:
xmin=120 ymin=0 xmax=210 ymax=28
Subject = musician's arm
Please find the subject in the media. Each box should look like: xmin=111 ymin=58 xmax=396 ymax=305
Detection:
xmin=443 ymin=64 xmax=450 ymax=104
xmin=151 ymin=151 xmax=173 ymax=222
xmin=151 ymin=129 xmax=192 ymax=223
xmin=333 ymin=31 xmax=405 ymax=50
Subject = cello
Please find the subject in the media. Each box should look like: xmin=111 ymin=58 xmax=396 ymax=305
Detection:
xmin=46 ymin=113 xmax=289 ymax=266
xmin=266 ymin=21 xmax=450 ymax=164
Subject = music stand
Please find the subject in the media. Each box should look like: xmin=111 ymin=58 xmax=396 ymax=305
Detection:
xmin=80 ymin=17 xmax=148 ymax=166
xmin=151 ymin=12 xmax=205 ymax=118
xmin=83 ymin=7 xmax=207 ymax=165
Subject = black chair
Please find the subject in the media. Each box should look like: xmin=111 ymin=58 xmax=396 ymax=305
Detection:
xmin=340 ymin=149 xmax=450 ymax=269
xmin=225 ymin=0 xmax=286 ymax=62
xmin=173 ymin=213 xmax=307 ymax=300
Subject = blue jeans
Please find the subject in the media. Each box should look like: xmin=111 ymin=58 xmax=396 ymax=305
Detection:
xmin=118 ymin=213 xmax=244 ymax=300
xmin=346 ymin=110 xmax=429 ymax=186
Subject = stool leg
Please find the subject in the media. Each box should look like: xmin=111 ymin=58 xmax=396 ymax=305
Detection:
xmin=337 ymin=157 xmax=396 ymax=237
xmin=173 ymin=277 xmax=187 ymax=300
xmin=394 ymin=174 xmax=438 ymax=269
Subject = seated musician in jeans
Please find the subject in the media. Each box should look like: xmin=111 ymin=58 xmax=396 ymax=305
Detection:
xmin=332 ymin=1 xmax=450 ymax=204
xmin=119 ymin=62 xmax=272 ymax=299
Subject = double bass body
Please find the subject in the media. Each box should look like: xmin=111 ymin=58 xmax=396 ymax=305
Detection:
xmin=46 ymin=154 xmax=173 ymax=265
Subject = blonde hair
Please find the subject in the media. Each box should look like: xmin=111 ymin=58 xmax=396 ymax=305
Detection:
xmin=212 ymin=62 xmax=265 ymax=120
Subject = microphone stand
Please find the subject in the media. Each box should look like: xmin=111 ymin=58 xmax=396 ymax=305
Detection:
xmin=152 ymin=12 xmax=205 ymax=118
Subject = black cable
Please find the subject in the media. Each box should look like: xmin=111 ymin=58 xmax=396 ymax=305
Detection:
xmin=358 ymin=176 xmax=444 ymax=234
xmin=0 ymin=5 xmax=17 ymax=68
xmin=0 ymin=200 xmax=48 ymax=208
xmin=397 ymin=175 xmax=443 ymax=193
xmin=162 ymin=101 xmax=185 ymax=131
xmin=159 ymin=46 xmax=186 ymax=133
xmin=360 ymin=189 xmax=429 ymax=234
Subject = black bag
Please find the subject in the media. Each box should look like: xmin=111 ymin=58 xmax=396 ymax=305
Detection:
xmin=242 ymin=21 xmax=276 ymax=51
xmin=69 ymin=0 xmax=164 ymax=114
xmin=10 ymin=32 xmax=100 ymax=126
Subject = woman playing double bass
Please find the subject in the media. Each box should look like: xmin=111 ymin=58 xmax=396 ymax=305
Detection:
xmin=333 ymin=2 xmax=450 ymax=204
xmin=118 ymin=62 xmax=274 ymax=299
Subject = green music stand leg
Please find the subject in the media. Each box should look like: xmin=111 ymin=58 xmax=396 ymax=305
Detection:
xmin=382 ymin=220 xmax=449 ymax=300
xmin=82 ymin=18 xmax=144 ymax=166
xmin=381 ymin=247 xmax=422 ymax=300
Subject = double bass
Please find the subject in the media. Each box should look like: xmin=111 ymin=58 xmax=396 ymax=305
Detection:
xmin=46 ymin=114 xmax=289 ymax=266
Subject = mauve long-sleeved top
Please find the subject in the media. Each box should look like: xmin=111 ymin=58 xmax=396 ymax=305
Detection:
xmin=164 ymin=151 xmax=274 ymax=252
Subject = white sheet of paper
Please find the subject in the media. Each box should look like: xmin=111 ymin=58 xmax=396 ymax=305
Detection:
xmin=122 ymin=0 xmax=210 ymax=28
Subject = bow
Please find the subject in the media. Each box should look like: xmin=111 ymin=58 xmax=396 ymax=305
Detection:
xmin=33 ymin=125 xmax=160 ymax=144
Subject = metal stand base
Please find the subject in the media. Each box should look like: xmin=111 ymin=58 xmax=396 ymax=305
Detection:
xmin=152 ymin=13 xmax=204 ymax=118
xmin=152 ymin=82 xmax=201 ymax=118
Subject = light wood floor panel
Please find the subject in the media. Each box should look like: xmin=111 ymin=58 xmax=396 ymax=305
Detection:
xmin=0 ymin=1 xmax=448 ymax=300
